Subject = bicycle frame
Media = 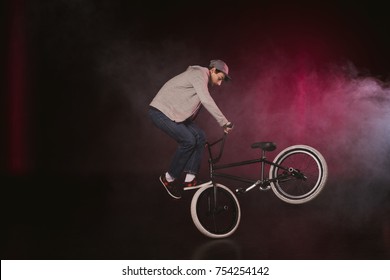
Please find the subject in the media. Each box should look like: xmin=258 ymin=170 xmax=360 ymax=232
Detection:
xmin=206 ymin=134 xmax=295 ymax=194
xmin=192 ymin=133 xmax=327 ymax=238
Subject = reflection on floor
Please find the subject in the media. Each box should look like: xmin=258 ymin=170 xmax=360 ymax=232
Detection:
xmin=1 ymin=174 xmax=389 ymax=259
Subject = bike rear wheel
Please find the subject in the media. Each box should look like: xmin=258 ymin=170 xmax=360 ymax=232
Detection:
xmin=269 ymin=145 xmax=328 ymax=204
xmin=191 ymin=184 xmax=241 ymax=238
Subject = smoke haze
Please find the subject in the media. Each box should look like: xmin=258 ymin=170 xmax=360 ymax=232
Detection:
xmin=13 ymin=1 xmax=389 ymax=206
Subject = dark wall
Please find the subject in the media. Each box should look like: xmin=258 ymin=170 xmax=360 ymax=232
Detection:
xmin=3 ymin=0 xmax=390 ymax=178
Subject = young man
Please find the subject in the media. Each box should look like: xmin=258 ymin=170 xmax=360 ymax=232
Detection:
xmin=148 ymin=59 xmax=233 ymax=199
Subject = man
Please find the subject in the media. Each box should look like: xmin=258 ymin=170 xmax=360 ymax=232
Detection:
xmin=148 ymin=59 xmax=233 ymax=199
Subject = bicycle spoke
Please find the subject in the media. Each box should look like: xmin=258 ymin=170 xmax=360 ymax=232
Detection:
xmin=269 ymin=145 xmax=327 ymax=204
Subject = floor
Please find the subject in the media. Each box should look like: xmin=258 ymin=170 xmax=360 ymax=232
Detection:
xmin=1 ymin=173 xmax=389 ymax=260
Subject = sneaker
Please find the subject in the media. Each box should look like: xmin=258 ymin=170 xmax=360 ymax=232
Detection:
xmin=183 ymin=178 xmax=212 ymax=191
xmin=159 ymin=174 xmax=181 ymax=199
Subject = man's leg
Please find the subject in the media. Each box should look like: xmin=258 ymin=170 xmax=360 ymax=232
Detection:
xmin=183 ymin=121 xmax=206 ymax=177
xmin=148 ymin=108 xmax=197 ymax=179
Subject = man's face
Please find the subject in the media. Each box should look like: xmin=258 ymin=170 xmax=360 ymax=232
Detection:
xmin=210 ymin=68 xmax=226 ymax=86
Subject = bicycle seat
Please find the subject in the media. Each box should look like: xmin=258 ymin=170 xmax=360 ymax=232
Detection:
xmin=251 ymin=142 xmax=277 ymax=151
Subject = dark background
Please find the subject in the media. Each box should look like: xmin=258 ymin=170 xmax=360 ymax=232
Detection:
xmin=3 ymin=0 xmax=390 ymax=174
xmin=1 ymin=0 xmax=390 ymax=259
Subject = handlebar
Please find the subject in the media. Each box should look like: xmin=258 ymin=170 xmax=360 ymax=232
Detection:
xmin=206 ymin=122 xmax=233 ymax=164
xmin=206 ymin=132 xmax=228 ymax=164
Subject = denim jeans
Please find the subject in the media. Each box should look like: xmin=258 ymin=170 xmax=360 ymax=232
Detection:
xmin=148 ymin=107 xmax=206 ymax=179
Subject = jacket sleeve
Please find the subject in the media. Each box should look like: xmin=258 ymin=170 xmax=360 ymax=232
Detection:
xmin=189 ymin=69 xmax=229 ymax=126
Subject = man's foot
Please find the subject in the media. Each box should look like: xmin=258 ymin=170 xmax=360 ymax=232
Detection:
xmin=183 ymin=178 xmax=211 ymax=191
xmin=159 ymin=174 xmax=181 ymax=199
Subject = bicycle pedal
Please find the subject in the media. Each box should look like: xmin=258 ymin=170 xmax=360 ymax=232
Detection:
xmin=235 ymin=188 xmax=246 ymax=195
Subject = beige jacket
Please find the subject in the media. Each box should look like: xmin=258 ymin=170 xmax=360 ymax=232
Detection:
xmin=150 ymin=65 xmax=229 ymax=126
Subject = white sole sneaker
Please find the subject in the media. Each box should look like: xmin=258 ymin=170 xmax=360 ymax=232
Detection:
xmin=183 ymin=181 xmax=213 ymax=191
xmin=159 ymin=176 xmax=181 ymax=199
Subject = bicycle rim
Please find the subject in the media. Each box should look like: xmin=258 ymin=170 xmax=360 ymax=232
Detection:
xmin=191 ymin=184 xmax=241 ymax=238
xmin=270 ymin=145 xmax=328 ymax=204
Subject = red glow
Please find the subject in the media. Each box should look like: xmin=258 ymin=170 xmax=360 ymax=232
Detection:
xmin=7 ymin=0 xmax=28 ymax=174
xmin=294 ymin=53 xmax=310 ymax=140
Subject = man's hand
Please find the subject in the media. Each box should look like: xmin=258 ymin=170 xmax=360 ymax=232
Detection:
xmin=223 ymin=122 xmax=234 ymax=134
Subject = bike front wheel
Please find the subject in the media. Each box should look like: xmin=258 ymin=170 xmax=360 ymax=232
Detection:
xmin=191 ymin=184 xmax=241 ymax=238
xmin=269 ymin=145 xmax=328 ymax=204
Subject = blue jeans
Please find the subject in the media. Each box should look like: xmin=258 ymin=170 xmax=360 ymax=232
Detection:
xmin=148 ymin=107 xmax=206 ymax=179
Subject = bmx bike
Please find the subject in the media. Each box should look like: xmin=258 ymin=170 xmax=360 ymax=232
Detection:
xmin=187 ymin=133 xmax=328 ymax=238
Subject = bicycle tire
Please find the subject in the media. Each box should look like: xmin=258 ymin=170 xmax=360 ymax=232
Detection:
xmin=269 ymin=145 xmax=328 ymax=204
xmin=191 ymin=183 xmax=241 ymax=238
